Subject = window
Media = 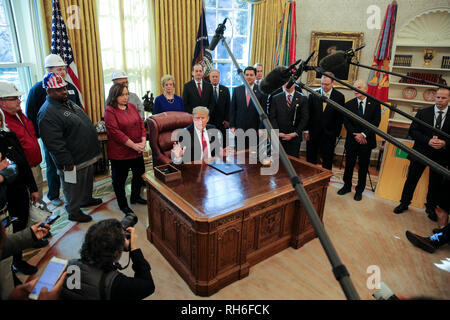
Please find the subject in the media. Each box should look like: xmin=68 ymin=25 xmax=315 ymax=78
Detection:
xmin=97 ymin=0 xmax=156 ymax=103
xmin=0 ymin=0 xmax=44 ymax=110
xmin=205 ymin=0 xmax=253 ymax=92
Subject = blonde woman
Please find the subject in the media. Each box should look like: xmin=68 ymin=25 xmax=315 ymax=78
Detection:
xmin=153 ymin=74 xmax=184 ymax=114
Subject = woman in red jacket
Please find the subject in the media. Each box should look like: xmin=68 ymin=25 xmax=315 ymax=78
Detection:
xmin=105 ymin=83 xmax=147 ymax=215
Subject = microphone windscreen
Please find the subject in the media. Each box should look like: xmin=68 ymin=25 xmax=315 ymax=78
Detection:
xmin=319 ymin=51 xmax=347 ymax=72
xmin=209 ymin=35 xmax=221 ymax=51
xmin=259 ymin=66 xmax=290 ymax=94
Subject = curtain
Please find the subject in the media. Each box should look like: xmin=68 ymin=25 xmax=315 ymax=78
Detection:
xmin=250 ymin=0 xmax=284 ymax=69
xmin=96 ymin=0 xmax=157 ymax=109
xmin=41 ymin=0 xmax=104 ymax=124
xmin=153 ymin=0 xmax=203 ymax=96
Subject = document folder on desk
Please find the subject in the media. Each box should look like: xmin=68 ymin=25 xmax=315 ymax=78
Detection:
xmin=208 ymin=162 xmax=243 ymax=175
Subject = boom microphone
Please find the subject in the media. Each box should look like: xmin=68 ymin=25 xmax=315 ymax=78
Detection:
xmin=319 ymin=45 xmax=366 ymax=72
xmin=259 ymin=59 xmax=302 ymax=94
xmin=209 ymin=18 xmax=228 ymax=51
xmin=286 ymin=51 xmax=315 ymax=89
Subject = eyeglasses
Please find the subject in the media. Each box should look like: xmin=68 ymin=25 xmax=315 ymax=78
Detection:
xmin=0 ymin=97 xmax=21 ymax=101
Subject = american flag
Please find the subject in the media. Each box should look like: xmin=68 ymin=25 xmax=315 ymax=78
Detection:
xmin=51 ymin=0 xmax=84 ymax=110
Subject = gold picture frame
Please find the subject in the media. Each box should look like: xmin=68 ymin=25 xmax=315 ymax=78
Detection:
xmin=307 ymin=31 xmax=364 ymax=88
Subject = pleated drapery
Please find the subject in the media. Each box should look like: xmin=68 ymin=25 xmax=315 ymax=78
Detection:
xmin=153 ymin=0 xmax=203 ymax=96
xmin=250 ymin=0 xmax=284 ymax=69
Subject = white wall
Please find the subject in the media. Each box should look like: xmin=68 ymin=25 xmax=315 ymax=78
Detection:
xmin=294 ymin=0 xmax=450 ymax=99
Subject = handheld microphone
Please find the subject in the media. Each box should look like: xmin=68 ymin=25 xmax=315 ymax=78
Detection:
xmin=319 ymin=45 xmax=366 ymax=72
xmin=259 ymin=59 xmax=302 ymax=94
xmin=209 ymin=18 xmax=228 ymax=51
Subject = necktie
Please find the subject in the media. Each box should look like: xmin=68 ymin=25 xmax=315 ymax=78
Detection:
xmin=322 ymin=93 xmax=328 ymax=112
xmin=287 ymin=95 xmax=292 ymax=108
xmin=358 ymin=101 xmax=364 ymax=117
xmin=214 ymin=86 xmax=218 ymax=102
xmin=246 ymin=90 xmax=250 ymax=107
xmin=197 ymin=82 xmax=202 ymax=97
xmin=201 ymin=130 xmax=207 ymax=157
xmin=435 ymin=111 xmax=443 ymax=130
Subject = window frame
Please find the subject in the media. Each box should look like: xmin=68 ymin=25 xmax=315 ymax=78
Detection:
xmin=205 ymin=0 xmax=253 ymax=93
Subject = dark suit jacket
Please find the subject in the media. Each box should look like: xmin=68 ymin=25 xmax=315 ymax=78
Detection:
xmin=182 ymin=79 xmax=215 ymax=114
xmin=177 ymin=123 xmax=223 ymax=162
xmin=230 ymin=84 xmax=266 ymax=131
xmin=269 ymin=90 xmax=309 ymax=138
xmin=306 ymin=88 xmax=345 ymax=139
xmin=343 ymin=97 xmax=381 ymax=152
xmin=210 ymin=84 xmax=230 ymax=132
xmin=408 ymin=105 xmax=450 ymax=165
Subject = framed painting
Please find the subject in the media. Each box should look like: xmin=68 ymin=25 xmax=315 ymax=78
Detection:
xmin=307 ymin=31 xmax=364 ymax=88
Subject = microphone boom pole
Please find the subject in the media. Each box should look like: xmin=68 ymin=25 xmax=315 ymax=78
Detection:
xmin=215 ymin=33 xmax=361 ymax=299
xmin=313 ymin=66 xmax=450 ymax=140
xmin=349 ymin=60 xmax=450 ymax=90
xmin=308 ymin=66 xmax=450 ymax=179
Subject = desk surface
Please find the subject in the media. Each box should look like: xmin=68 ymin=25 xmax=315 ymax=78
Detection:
xmin=144 ymin=154 xmax=331 ymax=220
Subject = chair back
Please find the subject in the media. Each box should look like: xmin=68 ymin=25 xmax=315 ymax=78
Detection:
xmin=147 ymin=111 xmax=193 ymax=166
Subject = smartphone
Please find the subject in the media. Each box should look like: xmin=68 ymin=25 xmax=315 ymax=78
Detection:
xmin=39 ymin=214 xmax=60 ymax=228
xmin=1 ymin=216 xmax=18 ymax=228
xmin=28 ymin=257 xmax=68 ymax=300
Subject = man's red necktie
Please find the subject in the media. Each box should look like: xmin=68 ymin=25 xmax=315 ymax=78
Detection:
xmin=197 ymin=82 xmax=202 ymax=97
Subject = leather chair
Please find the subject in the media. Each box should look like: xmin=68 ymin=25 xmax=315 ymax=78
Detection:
xmin=147 ymin=111 xmax=193 ymax=166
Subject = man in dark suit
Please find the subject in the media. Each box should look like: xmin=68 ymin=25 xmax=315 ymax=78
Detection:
xmin=230 ymin=66 xmax=267 ymax=150
xmin=269 ymin=82 xmax=308 ymax=157
xmin=182 ymin=64 xmax=215 ymax=114
xmin=394 ymin=88 xmax=450 ymax=220
xmin=304 ymin=72 xmax=345 ymax=169
xmin=209 ymin=69 xmax=230 ymax=144
xmin=338 ymin=80 xmax=381 ymax=201
xmin=254 ymin=62 xmax=263 ymax=86
xmin=171 ymin=107 xmax=224 ymax=164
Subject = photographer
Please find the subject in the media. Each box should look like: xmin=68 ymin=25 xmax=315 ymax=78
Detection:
xmin=60 ymin=219 xmax=155 ymax=300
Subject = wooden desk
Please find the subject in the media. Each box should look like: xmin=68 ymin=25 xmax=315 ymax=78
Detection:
xmin=144 ymin=154 xmax=332 ymax=296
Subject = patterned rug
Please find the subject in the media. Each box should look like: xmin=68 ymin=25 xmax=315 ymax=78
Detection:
xmin=329 ymin=167 xmax=378 ymax=191
xmin=22 ymin=158 xmax=154 ymax=265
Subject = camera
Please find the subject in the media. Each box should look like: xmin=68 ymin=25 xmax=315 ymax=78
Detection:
xmin=121 ymin=214 xmax=138 ymax=239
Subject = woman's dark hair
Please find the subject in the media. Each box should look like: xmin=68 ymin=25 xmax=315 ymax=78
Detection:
xmin=80 ymin=219 xmax=125 ymax=270
xmin=106 ymin=82 xmax=128 ymax=108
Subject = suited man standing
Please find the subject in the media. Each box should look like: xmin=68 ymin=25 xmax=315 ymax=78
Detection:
xmin=269 ymin=82 xmax=308 ymax=157
xmin=254 ymin=63 xmax=263 ymax=86
xmin=182 ymin=64 xmax=215 ymax=114
xmin=230 ymin=66 xmax=267 ymax=150
xmin=338 ymin=80 xmax=381 ymax=201
xmin=394 ymin=88 xmax=450 ymax=220
xmin=209 ymin=69 xmax=230 ymax=144
xmin=304 ymin=73 xmax=345 ymax=169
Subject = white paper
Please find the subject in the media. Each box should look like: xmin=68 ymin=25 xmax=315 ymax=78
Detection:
xmin=64 ymin=166 xmax=77 ymax=184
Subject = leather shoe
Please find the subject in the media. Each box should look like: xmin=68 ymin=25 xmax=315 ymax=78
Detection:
xmin=393 ymin=203 xmax=408 ymax=214
xmin=12 ymin=261 xmax=38 ymax=275
xmin=354 ymin=192 xmax=362 ymax=201
xmin=425 ymin=207 xmax=438 ymax=222
xmin=405 ymin=231 xmax=438 ymax=253
xmin=120 ymin=206 xmax=134 ymax=215
xmin=337 ymin=186 xmax=351 ymax=195
xmin=80 ymin=198 xmax=103 ymax=208
xmin=130 ymin=197 xmax=146 ymax=205
xmin=69 ymin=210 xmax=93 ymax=223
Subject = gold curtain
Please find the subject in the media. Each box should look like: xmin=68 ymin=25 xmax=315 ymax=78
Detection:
xmin=41 ymin=0 xmax=104 ymax=123
xmin=250 ymin=0 xmax=284 ymax=69
xmin=153 ymin=0 xmax=203 ymax=96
